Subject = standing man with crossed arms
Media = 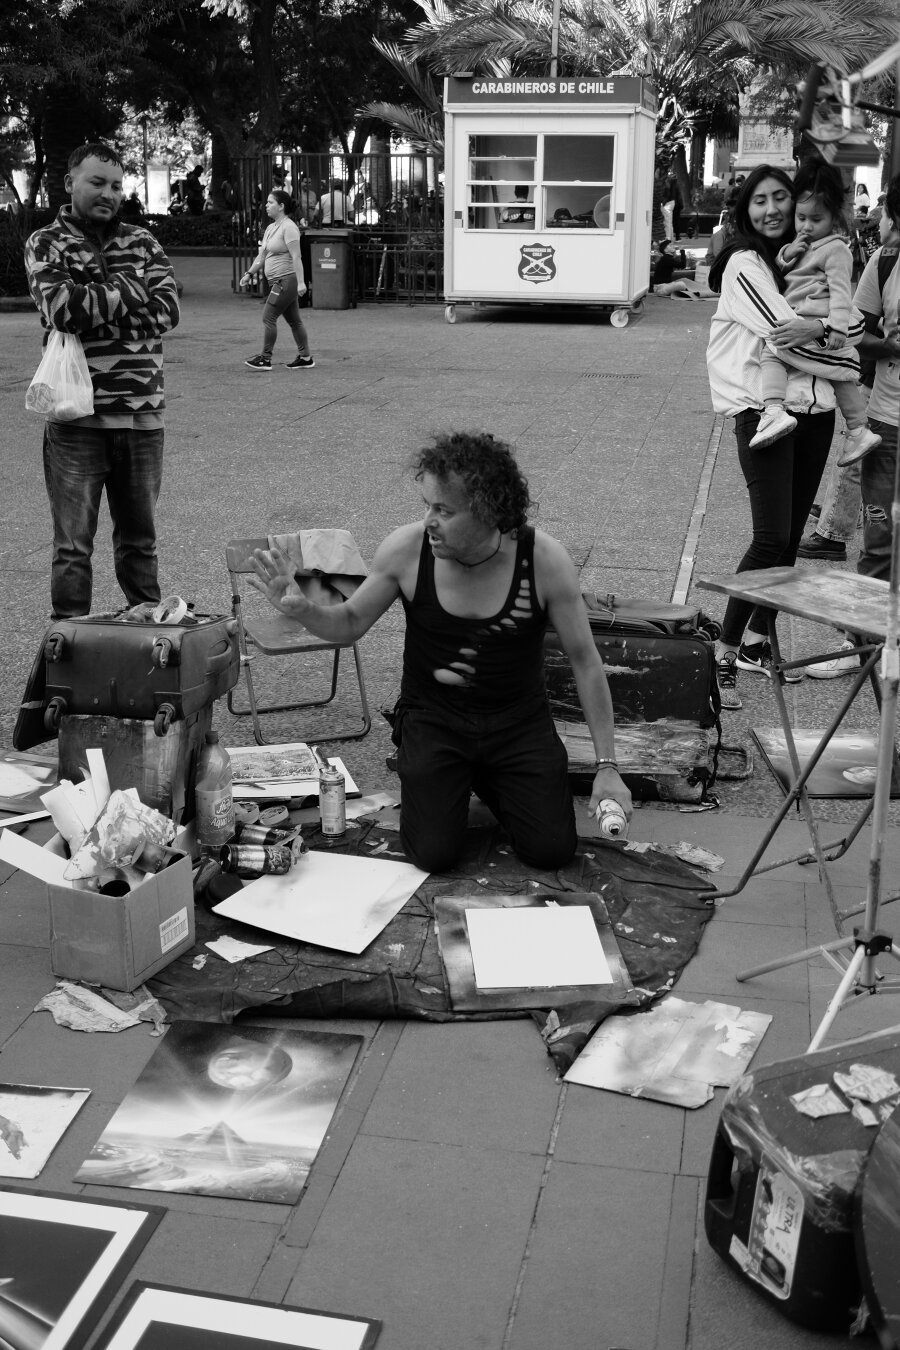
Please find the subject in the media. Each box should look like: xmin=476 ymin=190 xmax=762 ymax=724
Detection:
xmin=25 ymin=141 xmax=179 ymax=619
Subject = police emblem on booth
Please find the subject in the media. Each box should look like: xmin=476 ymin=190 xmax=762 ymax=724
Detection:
xmin=518 ymin=244 xmax=556 ymax=284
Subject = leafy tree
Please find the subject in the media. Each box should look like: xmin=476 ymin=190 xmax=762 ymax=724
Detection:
xmin=0 ymin=0 xmax=176 ymax=211
xmin=364 ymin=0 xmax=898 ymax=206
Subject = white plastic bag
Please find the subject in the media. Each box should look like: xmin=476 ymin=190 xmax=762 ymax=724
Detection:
xmin=26 ymin=330 xmax=94 ymax=421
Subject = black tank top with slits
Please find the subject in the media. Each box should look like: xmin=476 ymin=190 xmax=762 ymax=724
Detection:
xmin=400 ymin=526 xmax=548 ymax=714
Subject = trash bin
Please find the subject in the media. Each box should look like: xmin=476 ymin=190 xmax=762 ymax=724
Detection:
xmin=307 ymin=228 xmax=354 ymax=309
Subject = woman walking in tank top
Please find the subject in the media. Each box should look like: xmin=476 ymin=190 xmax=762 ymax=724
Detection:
xmin=240 ymin=189 xmax=315 ymax=371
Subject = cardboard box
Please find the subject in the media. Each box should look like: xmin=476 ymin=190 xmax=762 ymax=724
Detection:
xmin=46 ymin=834 xmax=195 ymax=991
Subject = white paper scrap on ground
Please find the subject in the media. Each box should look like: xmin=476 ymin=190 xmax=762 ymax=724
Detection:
xmin=206 ymin=934 xmax=274 ymax=963
xmin=212 ymin=850 xmax=428 ymax=954
xmin=35 ymin=982 xmax=141 ymax=1033
xmin=564 ymin=996 xmax=772 ymax=1107
xmin=466 ymin=905 xmax=613 ymax=989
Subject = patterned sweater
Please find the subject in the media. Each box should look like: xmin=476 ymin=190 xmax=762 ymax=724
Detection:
xmin=25 ymin=206 xmax=180 ymax=417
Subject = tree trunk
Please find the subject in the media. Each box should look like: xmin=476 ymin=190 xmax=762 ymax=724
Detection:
xmin=367 ymin=134 xmax=392 ymax=208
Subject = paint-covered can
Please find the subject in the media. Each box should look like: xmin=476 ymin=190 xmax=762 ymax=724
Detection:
xmin=319 ymin=764 xmax=346 ymax=837
xmin=218 ymin=844 xmax=293 ymax=876
xmin=596 ymin=799 xmax=628 ymax=839
xmin=234 ymin=822 xmax=296 ymax=847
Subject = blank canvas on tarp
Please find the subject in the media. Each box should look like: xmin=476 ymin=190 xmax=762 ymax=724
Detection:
xmin=212 ymin=850 xmax=428 ymax=954
xmin=466 ymin=905 xmax=613 ymax=988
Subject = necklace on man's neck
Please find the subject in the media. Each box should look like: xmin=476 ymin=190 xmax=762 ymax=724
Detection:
xmin=456 ymin=533 xmax=502 ymax=569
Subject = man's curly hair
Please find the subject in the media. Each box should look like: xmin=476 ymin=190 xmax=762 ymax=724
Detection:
xmin=412 ymin=432 xmax=531 ymax=533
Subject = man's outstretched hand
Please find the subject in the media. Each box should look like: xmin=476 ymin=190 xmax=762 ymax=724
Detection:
xmin=249 ymin=546 xmax=307 ymax=615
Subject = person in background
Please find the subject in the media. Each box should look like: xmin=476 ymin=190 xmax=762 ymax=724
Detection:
xmin=297 ymin=176 xmax=319 ymax=226
xmin=321 ymin=178 xmax=349 ymax=225
xmin=119 ymin=191 xmax=144 ymax=223
xmin=706 ymin=165 xmax=840 ymax=711
xmin=183 ymin=165 xmax=205 ymax=216
xmin=855 ymin=182 xmax=871 ymax=216
xmin=240 ymin=189 xmax=314 ymax=371
xmin=249 ymin=432 xmax=632 ymax=872
xmin=802 ymin=177 xmax=900 ymax=678
xmin=24 ymin=141 xmax=179 ymax=619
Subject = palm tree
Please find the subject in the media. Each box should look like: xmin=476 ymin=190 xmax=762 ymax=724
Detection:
xmin=364 ymin=0 xmax=898 ymax=205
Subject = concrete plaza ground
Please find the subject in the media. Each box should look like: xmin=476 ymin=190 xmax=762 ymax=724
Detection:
xmin=1 ymin=257 xmax=899 ymax=1349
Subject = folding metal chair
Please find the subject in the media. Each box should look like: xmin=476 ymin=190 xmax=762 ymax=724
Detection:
xmin=225 ymin=536 xmax=371 ymax=745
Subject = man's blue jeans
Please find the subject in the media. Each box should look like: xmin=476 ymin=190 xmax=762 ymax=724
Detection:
xmin=43 ymin=421 xmax=164 ymax=618
xmin=859 ymin=418 xmax=898 ymax=581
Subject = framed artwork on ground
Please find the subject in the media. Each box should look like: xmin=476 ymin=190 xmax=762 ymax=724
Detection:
xmin=0 ymin=1186 xmax=163 ymax=1350
xmin=91 ymin=1284 xmax=382 ymax=1350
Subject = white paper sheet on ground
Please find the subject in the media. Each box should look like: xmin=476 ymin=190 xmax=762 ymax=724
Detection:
xmin=564 ymin=996 xmax=772 ymax=1107
xmin=0 ymin=827 xmax=71 ymax=885
xmin=212 ymin=850 xmax=428 ymax=954
xmin=231 ymin=752 xmax=359 ymax=800
xmin=205 ymin=934 xmax=274 ymax=963
xmin=465 ymin=905 xmax=613 ymax=989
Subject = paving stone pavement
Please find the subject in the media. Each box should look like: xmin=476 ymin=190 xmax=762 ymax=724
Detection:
xmin=1 ymin=258 xmax=897 ymax=1350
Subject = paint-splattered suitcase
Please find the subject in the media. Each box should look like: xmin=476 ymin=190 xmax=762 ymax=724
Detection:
xmin=544 ymin=593 xmax=722 ymax=802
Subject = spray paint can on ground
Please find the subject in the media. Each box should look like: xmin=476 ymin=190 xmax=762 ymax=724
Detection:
xmin=234 ymin=821 xmax=297 ymax=847
xmin=596 ymin=798 xmax=628 ymax=839
xmin=319 ymin=763 xmax=346 ymax=838
xmin=219 ymin=844 xmax=293 ymax=877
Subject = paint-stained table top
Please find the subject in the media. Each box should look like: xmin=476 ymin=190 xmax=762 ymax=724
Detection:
xmin=698 ymin=567 xmax=891 ymax=640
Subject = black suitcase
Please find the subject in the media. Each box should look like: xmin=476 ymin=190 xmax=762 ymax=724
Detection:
xmin=14 ymin=611 xmax=241 ymax=749
xmin=705 ymin=1027 xmax=900 ymax=1332
xmin=544 ymin=593 xmax=722 ymax=802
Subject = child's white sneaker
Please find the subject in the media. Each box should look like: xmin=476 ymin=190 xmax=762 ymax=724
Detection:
xmin=749 ymin=407 xmax=798 ymax=448
xmin=837 ymin=425 xmax=882 ymax=467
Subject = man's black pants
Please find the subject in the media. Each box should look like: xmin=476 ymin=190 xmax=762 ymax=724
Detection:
xmin=395 ymin=700 xmax=577 ymax=874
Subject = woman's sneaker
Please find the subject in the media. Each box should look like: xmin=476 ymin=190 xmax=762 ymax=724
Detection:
xmin=736 ymin=640 xmax=803 ymax=682
xmin=837 ymin=426 xmax=882 ymax=467
xmin=749 ymin=407 xmax=798 ymax=448
xmin=716 ymin=651 xmax=742 ymax=711
xmin=807 ymin=640 xmax=859 ymax=679
xmin=286 ymin=354 xmax=315 ymax=369
xmin=245 ymin=354 xmax=272 ymax=370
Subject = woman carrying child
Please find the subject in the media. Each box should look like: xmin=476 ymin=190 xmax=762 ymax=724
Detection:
xmin=749 ymin=159 xmax=878 ymax=467
xmin=706 ymin=165 xmax=846 ymax=711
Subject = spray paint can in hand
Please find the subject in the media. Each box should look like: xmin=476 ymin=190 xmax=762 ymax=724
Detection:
xmin=318 ymin=762 xmax=346 ymax=839
xmin=596 ymin=798 xmax=628 ymax=840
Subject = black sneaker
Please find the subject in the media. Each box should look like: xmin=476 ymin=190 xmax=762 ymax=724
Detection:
xmin=716 ymin=651 xmax=742 ymax=711
xmin=797 ymin=532 xmax=846 ymax=561
xmin=736 ymin=640 xmax=803 ymax=683
xmin=286 ymin=354 xmax=315 ymax=369
xmin=245 ymin=354 xmax=272 ymax=370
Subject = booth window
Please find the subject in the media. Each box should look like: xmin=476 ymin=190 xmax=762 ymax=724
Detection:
xmin=466 ymin=133 xmax=615 ymax=230
xmin=544 ymin=135 xmax=615 ymax=229
xmin=467 ymin=134 xmax=537 ymax=229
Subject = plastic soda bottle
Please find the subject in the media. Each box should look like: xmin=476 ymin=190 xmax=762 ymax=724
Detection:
xmin=194 ymin=731 xmax=236 ymax=852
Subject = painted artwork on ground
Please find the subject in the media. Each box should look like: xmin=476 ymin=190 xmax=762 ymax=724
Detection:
xmin=92 ymin=1283 xmax=380 ymax=1350
xmin=0 ymin=1085 xmax=90 ymax=1178
xmin=0 ymin=1187 xmax=162 ymax=1350
xmin=75 ymin=1023 xmax=361 ymax=1203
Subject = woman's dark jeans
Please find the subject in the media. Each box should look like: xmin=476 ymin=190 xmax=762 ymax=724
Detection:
xmin=722 ymin=408 xmax=836 ymax=646
xmin=261 ymin=273 xmax=310 ymax=356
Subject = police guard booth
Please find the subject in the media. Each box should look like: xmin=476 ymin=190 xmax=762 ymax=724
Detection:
xmin=443 ymin=74 xmax=657 ymax=326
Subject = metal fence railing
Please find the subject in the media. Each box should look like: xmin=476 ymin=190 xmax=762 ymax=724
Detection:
xmin=233 ymin=151 xmax=444 ymax=305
